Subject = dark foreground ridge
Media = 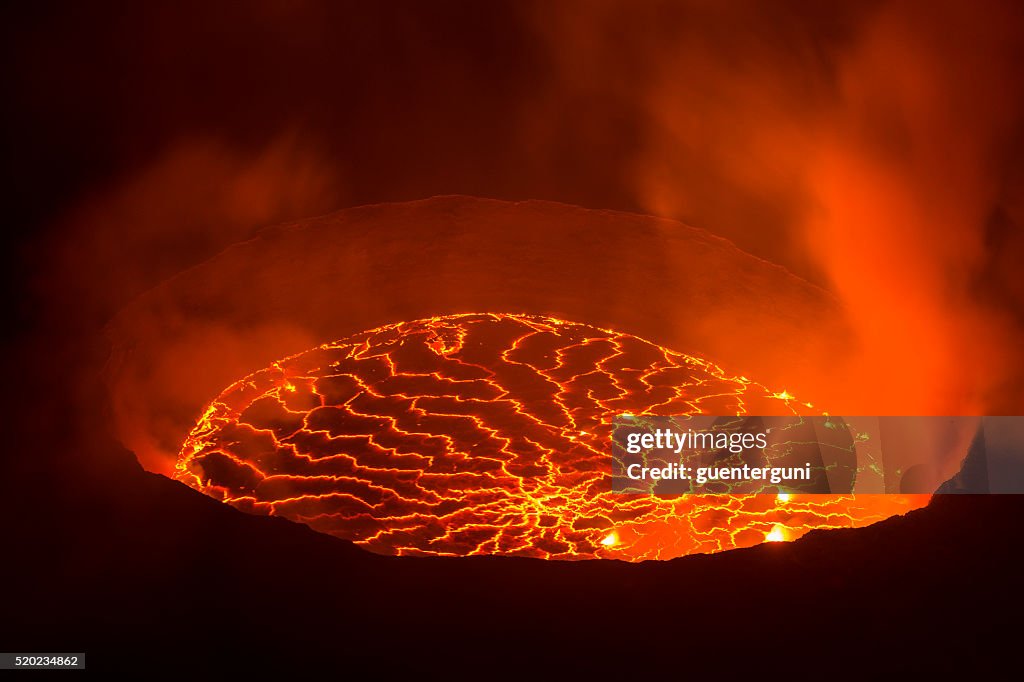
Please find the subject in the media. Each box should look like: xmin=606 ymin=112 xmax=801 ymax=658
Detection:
xmin=5 ymin=432 xmax=1020 ymax=676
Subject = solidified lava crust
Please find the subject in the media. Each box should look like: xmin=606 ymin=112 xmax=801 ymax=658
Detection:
xmin=176 ymin=313 xmax=927 ymax=560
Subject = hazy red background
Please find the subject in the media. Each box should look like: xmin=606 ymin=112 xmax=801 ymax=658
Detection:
xmin=5 ymin=0 xmax=1024 ymax=437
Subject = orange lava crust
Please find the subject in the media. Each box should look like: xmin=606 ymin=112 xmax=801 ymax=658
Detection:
xmin=176 ymin=313 xmax=928 ymax=560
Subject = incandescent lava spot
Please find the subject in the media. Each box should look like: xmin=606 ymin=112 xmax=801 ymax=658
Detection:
xmin=176 ymin=313 xmax=927 ymax=560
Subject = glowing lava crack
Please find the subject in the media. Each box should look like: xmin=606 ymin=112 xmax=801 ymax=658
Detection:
xmin=176 ymin=313 xmax=926 ymax=560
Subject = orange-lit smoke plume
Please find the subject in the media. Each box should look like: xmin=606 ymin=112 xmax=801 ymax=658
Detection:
xmin=45 ymin=132 xmax=341 ymax=323
xmin=38 ymin=0 xmax=1024 ymax=479
xmin=47 ymin=133 xmax=339 ymax=473
xmin=529 ymin=0 xmax=1024 ymax=416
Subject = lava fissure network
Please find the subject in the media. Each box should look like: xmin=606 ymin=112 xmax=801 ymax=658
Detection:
xmin=176 ymin=313 xmax=925 ymax=561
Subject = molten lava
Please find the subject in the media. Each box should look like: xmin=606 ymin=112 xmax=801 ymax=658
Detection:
xmin=176 ymin=313 xmax=927 ymax=560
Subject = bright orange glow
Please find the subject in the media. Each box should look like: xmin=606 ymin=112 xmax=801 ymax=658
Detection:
xmin=176 ymin=313 xmax=929 ymax=560
xmin=765 ymin=524 xmax=787 ymax=542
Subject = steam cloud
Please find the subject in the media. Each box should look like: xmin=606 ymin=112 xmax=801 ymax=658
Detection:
xmin=21 ymin=0 xmax=1024 ymax=475
xmin=528 ymin=0 xmax=1024 ymax=415
xmin=44 ymin=134 xmax=336 ymax=472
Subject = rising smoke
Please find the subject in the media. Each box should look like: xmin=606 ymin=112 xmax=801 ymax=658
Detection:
xmin=528 ymin=0 xmax=1024 ymax=415
xmin=16 ymin=0 xmax=1024 ymax=477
